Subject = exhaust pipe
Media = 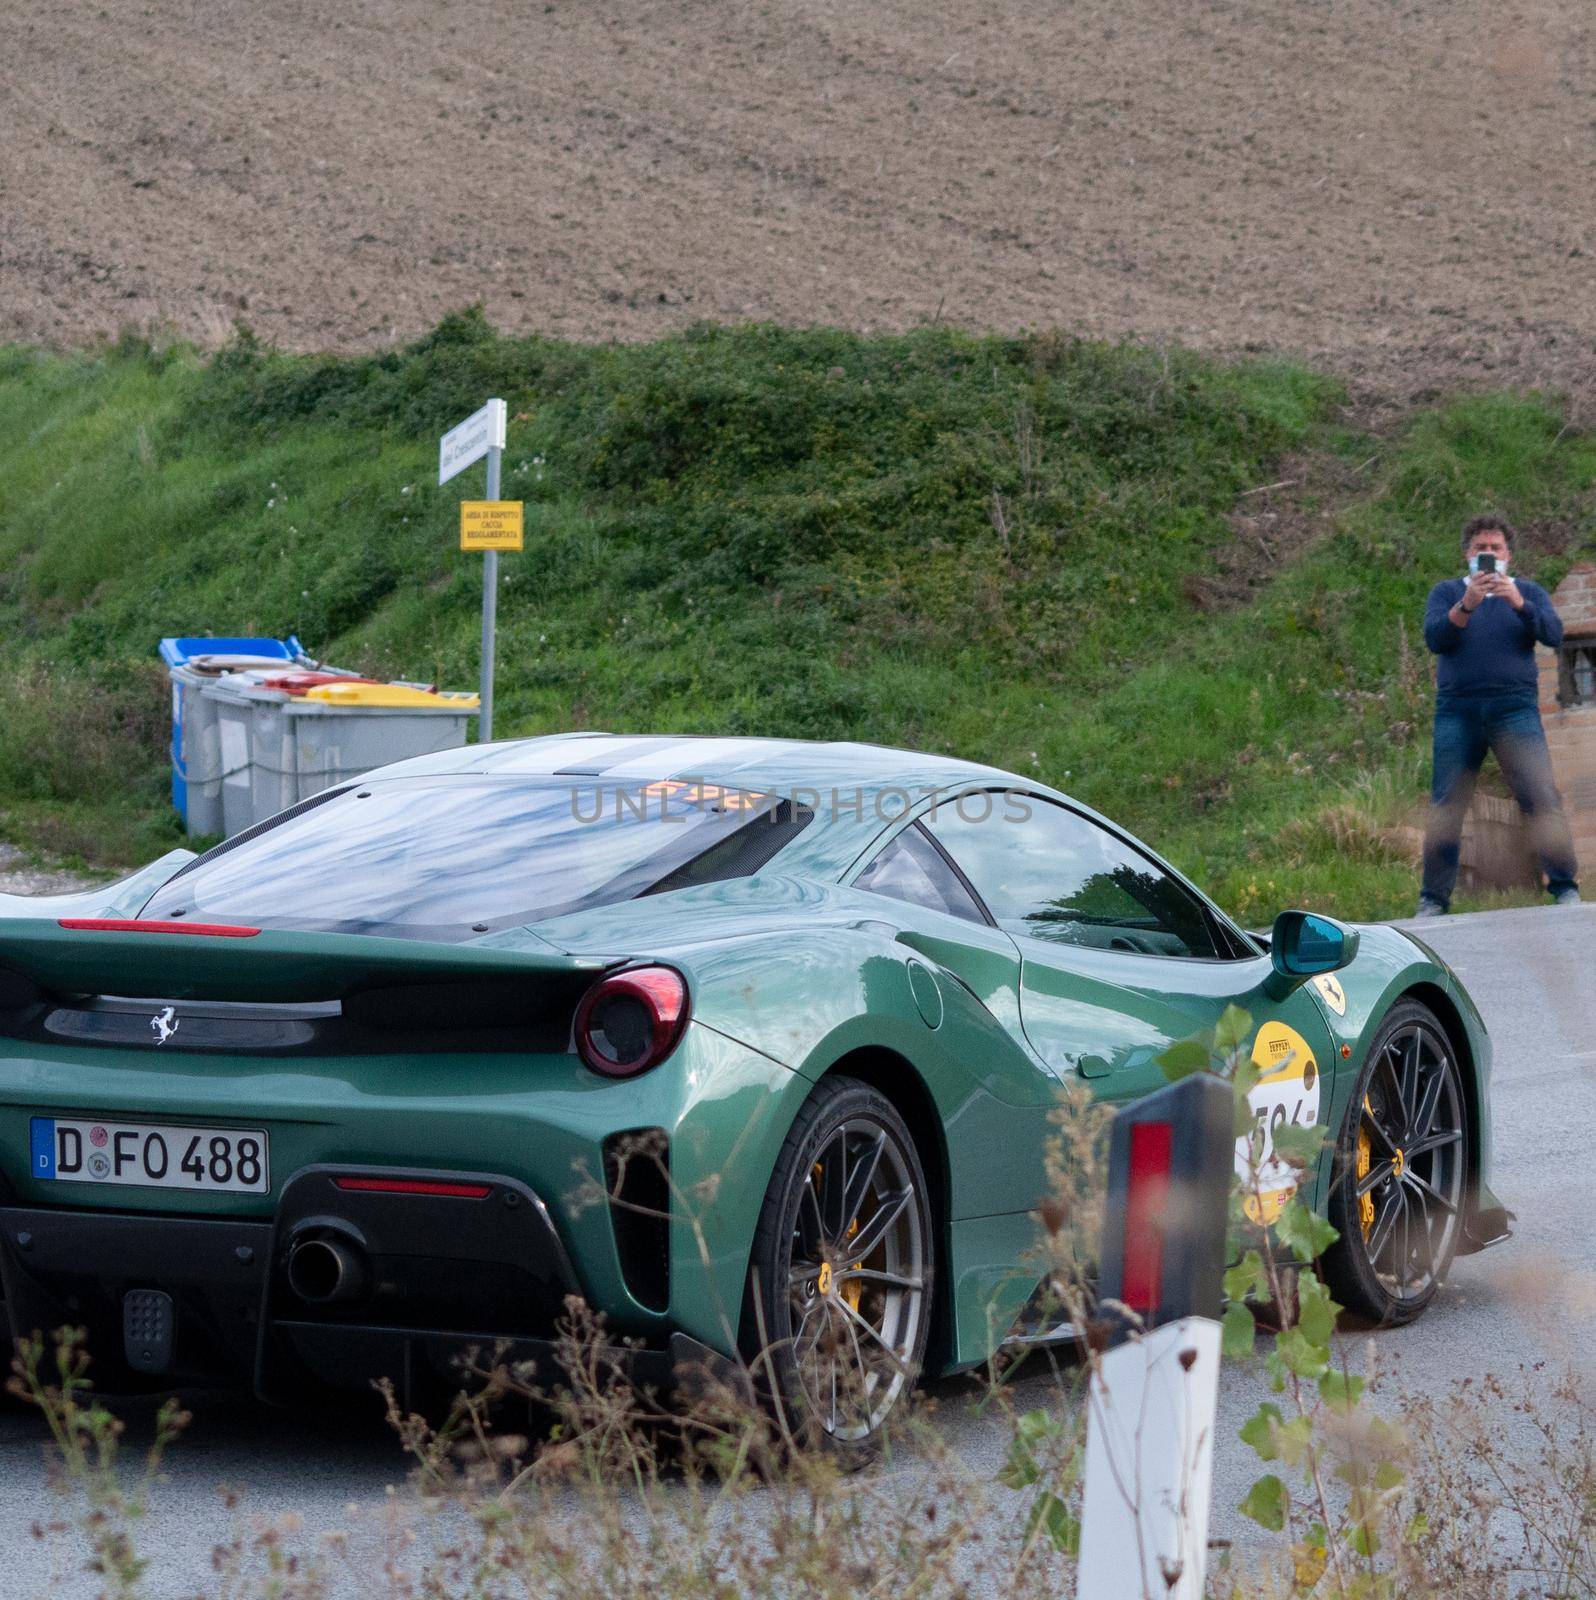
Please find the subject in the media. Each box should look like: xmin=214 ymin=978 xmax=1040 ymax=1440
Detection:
xmin=287 ymin=1235 xmax=369 ymax=1306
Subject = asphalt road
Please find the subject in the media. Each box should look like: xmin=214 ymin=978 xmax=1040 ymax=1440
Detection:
xmin=2 ymin=904 xmax=1592 ymax=1597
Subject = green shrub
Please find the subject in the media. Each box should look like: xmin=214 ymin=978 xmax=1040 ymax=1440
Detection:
xmin=0 ymin=662 xmax=168 ymax=807
xmin=1 ymin=318 xmax=1593 ymax=922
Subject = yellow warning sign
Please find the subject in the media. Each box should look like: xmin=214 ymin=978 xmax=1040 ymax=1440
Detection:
xmin=460 ymin=500 xmax=524 ymax=552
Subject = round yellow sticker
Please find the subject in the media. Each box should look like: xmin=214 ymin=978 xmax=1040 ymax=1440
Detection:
xmin=1237 ymin=1020 xmax=1321 ymax=1224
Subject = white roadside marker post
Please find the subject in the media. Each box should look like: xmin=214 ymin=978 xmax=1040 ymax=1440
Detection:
xmin=1076 ymin=1073 xmax=1233 ymax=1600
xmin=440 ymin=398 xmax=521 ymax=743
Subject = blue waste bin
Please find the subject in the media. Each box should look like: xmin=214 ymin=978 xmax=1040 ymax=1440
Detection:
xmin=159 ymin=636 xmax=307 ymax=834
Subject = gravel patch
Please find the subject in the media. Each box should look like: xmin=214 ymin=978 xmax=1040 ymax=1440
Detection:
xmin=0 ymin=843 xmax=105 ymax=898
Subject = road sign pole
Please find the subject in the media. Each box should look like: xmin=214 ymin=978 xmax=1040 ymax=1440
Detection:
xmin=440 ymin=398 xmax=512 ymax=747
xmin=480 ymin=441 xmax=501 ymax=742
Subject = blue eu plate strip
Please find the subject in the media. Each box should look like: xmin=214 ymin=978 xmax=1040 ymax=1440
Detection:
xmin=30 ymin=1118 xmax=56 ymax=1180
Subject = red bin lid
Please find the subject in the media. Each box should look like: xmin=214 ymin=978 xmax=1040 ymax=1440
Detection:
xmin=259 ymin=672 xmax=376 ymax=696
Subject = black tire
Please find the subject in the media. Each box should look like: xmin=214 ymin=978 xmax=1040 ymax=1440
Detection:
xmin=742 ymin=1076 xmax=934 ymax=1456
xmin=1323 ymin=1000 xmax=1468 ymax=1327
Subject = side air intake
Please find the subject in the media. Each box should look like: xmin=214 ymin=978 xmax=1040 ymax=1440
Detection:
xmin=602 ymin=1128 xmax=671 ymax=1313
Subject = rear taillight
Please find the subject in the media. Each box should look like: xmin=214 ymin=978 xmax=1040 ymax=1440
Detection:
xmin=574 ymin=966 xmax=689 ymax=1078
xmin=333 ymin=1176 xmax=491 ymax=1199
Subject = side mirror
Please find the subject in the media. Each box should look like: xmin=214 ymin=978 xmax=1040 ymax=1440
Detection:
xmin=1265 ymin=910 xmax=1359 ymax=997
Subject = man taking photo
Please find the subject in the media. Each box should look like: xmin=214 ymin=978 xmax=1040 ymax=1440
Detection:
xmin=1417 ymin=514 xmax=1580 ymax=916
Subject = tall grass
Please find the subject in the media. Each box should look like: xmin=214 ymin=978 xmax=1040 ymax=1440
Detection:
xmin=1 ymin=319 xmax=1593 ymax=916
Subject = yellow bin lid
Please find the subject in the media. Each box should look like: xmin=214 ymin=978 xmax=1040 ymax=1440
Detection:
xmin=303 ymin=682 xmax=481 ymax=710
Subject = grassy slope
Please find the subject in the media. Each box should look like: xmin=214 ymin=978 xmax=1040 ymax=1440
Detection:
xmin=1 ymin=314 xmax=1592 ymax=920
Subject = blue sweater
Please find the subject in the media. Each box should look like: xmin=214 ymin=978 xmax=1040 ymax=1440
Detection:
xmin=1423 ymin=577 xmax=1562 ymax=701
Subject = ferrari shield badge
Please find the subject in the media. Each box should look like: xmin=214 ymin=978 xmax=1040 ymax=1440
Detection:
xmin=1310 ymin=972 xmax=1347 ymax=1016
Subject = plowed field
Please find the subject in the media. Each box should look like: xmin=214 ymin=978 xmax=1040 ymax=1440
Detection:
xmin=2 ymin=0 xmax=1592 ymax=395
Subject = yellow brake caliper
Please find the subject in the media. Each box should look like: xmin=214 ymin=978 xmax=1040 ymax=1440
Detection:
xmin=813 ymin=1162 xmax=865 ymax=1311
xmin=1357 ymin=1097 xmax=1375 ymax=1238
xmin=842 ymin=1216 xmax=863 ymax=1312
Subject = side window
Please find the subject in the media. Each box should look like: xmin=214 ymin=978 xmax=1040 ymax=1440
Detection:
xmin=853 ymin=823 xmax=987 ymax=925
xmin=923 ymin=793 xmax=1223 ymax=959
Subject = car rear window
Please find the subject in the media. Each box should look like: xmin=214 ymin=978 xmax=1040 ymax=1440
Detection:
xmin=142 ymin=777 xmax=811 ymax=941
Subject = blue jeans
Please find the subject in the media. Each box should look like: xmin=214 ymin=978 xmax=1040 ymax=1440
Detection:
xmin=1421 ymin=693 xmax=1579 ymax=907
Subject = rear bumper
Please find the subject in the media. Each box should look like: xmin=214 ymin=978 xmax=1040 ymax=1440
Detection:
xmin=0 ymin=1023 xmax=810 ymax=1360
xmin=0 ymin=1165 xmax=713 ymax=1403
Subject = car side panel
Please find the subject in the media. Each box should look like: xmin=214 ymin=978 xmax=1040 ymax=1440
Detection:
xmin=678 ymin=922 xmax=1065 ymax=1368
xmin=681 ymin=925 xmax=1060 ymax=1216
xmin=946 ymin=1212 xmax=1048 ymax=1368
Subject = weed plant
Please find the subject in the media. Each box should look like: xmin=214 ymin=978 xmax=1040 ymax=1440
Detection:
xmin=5 ymin=1011 xmax=1590 ymax=1598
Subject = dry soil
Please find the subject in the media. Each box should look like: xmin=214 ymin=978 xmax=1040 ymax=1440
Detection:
xmin=1 ymin=0 xmax=1593 ymax=397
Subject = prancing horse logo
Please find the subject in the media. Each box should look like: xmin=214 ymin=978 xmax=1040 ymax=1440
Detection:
xmin=150 ymin=1006 xmax=179 ymax=1046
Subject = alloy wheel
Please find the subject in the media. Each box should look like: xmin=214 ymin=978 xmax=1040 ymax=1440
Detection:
xmin=1352 ymin=1019 xmax=1465 ymax=1303
xmin=783 ymin=1114 xmax=928 ymax=1443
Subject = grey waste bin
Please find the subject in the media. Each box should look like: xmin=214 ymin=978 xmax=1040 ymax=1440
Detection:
xmin=201 ymin=679 xmax=479 ymax=834
xmin=159 ymin=636 xmax=310 ymax=834
xmin=170 ymin=663 xmax=228 ymax=836
xmin=200 ymin=677 xmax=277 ymax=838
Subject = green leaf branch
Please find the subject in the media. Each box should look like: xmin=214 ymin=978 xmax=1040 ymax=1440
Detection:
xmin=1155 ymin=1009 xmax=1411 ymax=1596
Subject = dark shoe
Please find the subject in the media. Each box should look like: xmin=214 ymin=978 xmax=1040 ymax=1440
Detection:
xmin=1414 ymin=898 xmax=1447 ymax=919
xmin=1553 ymin=888 xmax=1582 ymax=906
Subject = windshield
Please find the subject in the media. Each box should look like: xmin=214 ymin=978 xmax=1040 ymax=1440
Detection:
xmin=142 ymin=777 xmax=811 ymax=940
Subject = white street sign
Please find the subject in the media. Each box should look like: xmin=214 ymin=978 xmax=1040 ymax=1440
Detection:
xmin=438 ymin=398 xmax=508 ymax=485
xmin=440 ymin=397 xmax=511 ymax=742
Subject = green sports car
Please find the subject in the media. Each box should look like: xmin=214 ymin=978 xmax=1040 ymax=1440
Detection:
xmin=0 ymin=735 xmax=1507 ymax=1441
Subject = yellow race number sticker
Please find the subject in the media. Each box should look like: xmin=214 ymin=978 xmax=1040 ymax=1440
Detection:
xmin=1237 ymin=1020 xmax=1321 ymax=1224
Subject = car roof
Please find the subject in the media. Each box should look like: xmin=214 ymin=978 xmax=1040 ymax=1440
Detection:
xmin=293 ymin=733 xmax=1247 ymax=938
xmin=364 ymin=733 xmax=1038 ymax=878
xmin=370 ymin=732 xmax=1026 ymax=796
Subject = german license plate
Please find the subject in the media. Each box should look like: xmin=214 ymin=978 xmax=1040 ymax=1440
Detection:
xmin=29 ymin=1117 xmax=270 ymax=1195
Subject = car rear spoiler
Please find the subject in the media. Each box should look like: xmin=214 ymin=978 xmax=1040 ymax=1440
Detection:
xmin=0 ymin=918 xmax=610 ymax=1006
